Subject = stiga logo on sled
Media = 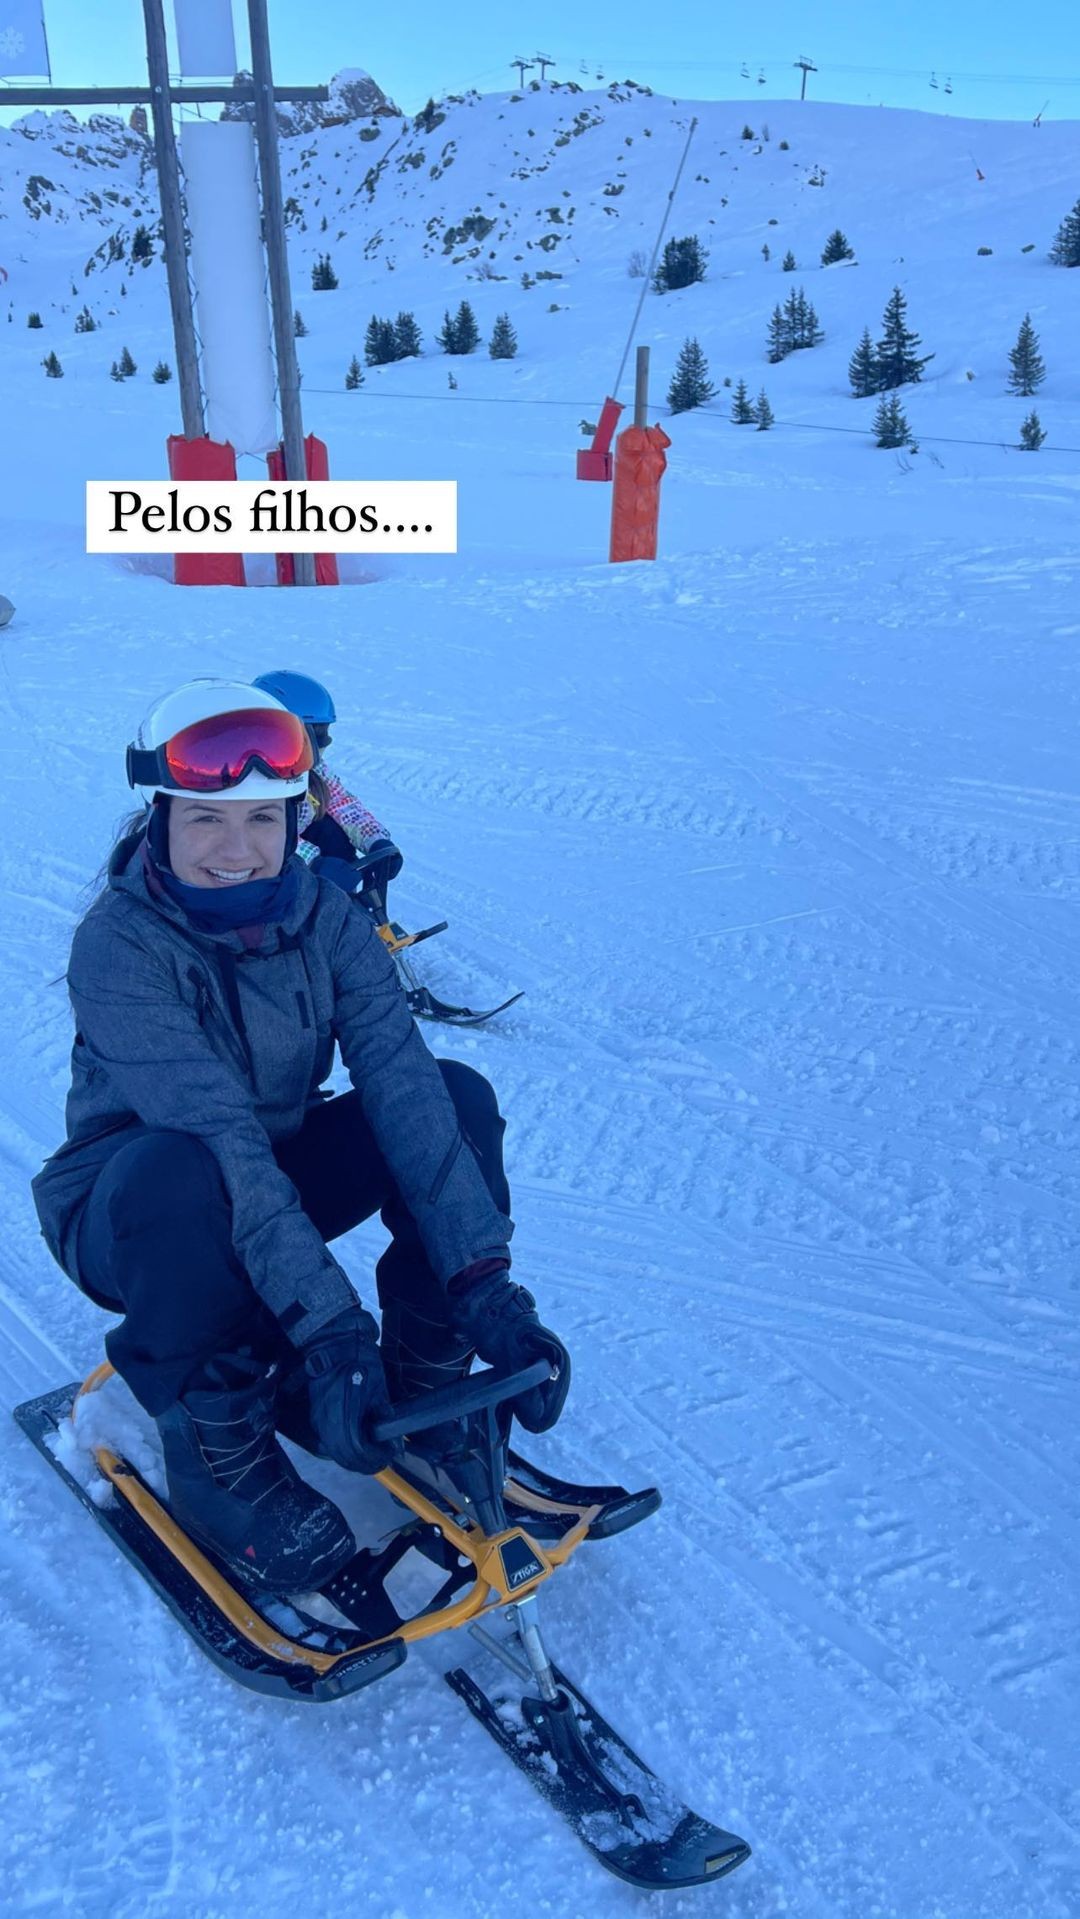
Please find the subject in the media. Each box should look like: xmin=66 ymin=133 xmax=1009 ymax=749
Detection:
xmin=85 ymin=482 xmax=457 ymax=553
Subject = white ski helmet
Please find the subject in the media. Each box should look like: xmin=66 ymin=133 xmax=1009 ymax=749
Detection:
xmin=126 ymin=677 xmax=315 ymax=805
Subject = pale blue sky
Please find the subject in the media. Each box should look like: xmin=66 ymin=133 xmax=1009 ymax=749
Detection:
xmin=2 ymin=0 xmax=1079 ymax=122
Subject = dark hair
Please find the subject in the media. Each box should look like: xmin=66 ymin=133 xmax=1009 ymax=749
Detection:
xmin=84 ymin=802 xmax=149 ymax=907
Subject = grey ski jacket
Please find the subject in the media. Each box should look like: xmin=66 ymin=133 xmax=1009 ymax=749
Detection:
xmin=32 ymin=835 xmax=513 ymax=1345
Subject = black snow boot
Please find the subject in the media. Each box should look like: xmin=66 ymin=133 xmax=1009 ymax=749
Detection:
xmin=155 ymin=1352 xmax=355 ymax=1592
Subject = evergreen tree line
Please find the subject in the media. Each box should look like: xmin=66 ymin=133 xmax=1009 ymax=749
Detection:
xmin=767 ymin=287 xmax=824 ymax=362
xmin=344 ymin=305 xmax=518 ymax=385
xmin=664 ymin=336 xmax=1046 ymax=453
xmin=652 ymin=227 xmax=853 ymax=294
xmin=653 ymin=235 xmax=708 ymax=292
xmin=364 ymin=311 xmax=425 ymax=365
xmin=666 ymin=341 xmax=772 ymax=428
xmin=848 ymin=287 xmax=933 ymax=397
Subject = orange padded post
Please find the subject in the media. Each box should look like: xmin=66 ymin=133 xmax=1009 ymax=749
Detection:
xmin=608 ymin=423 xmax=671 ymax=563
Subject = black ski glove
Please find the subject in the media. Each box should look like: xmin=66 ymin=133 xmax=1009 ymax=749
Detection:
xmin=450 ymin=1270 xmax=570 ymax=1433
xmin=301 ymin=1306 xmax=395 ymax=1475
xmin=310 ymin=852 xmax=364 ymax=896
xmin=359 ymin=838 xmax=403 ymax=894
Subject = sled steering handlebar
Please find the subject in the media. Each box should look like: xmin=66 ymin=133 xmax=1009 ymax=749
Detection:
xmin=370 ymin=1358 xmax=554 ymax=1443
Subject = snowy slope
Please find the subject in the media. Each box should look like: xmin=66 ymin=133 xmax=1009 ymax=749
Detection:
xmin=1 ymin=86 xmax=1079 ymax=1919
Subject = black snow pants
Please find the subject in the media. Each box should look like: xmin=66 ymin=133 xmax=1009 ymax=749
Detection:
xmin=75 ymin=1061 xmax=510 ymax=1417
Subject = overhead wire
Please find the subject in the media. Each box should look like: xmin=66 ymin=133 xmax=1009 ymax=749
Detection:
xmin=302 ymin=384 xmax=1080 ymax=454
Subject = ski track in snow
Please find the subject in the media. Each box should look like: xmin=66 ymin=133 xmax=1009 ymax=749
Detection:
xmin=3 ymin=91 xmax=1080 ymax=1915
xmin=1 ymin=540 xmax=1078 ymax=1917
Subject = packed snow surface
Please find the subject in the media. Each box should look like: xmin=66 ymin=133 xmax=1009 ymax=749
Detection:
xmin=1 ymin=88 xmax=1079 ymax=1918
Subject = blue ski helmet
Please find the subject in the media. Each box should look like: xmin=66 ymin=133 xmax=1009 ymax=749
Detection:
xmin=252 ymin=671 xmax=336 ymax=730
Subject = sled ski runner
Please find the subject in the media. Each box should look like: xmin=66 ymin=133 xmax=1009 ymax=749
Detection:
xmin=365 ymin=891 xmax=525 ymax=1028
xmin=14 ymin=1361 xmax=750 ymax=1891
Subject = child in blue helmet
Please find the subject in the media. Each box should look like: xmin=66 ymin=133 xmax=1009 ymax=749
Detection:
xmin=252 ymin=670 xmax=403 ymax=902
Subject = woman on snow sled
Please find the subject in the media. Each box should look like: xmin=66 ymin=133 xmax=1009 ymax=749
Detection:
xmin=31 ymin=679 xmax=569 ymax=1592
xmin=252 ymin=668 xmax=404 ymax=906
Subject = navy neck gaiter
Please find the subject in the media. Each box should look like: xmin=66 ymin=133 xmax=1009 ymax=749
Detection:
xmin=156 ymin=862 xmax=299 ymax=933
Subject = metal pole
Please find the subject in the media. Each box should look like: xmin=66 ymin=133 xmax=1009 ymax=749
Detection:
xmin=634 ymin=345 xmax=649 ymax=428
xmin=142 ymin=0 xmax=204 ymax=439
xmin=247 ymin=0 xmax=316 ymax=585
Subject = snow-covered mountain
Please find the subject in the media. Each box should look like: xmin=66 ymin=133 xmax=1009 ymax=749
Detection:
xmin=3 ymin=80 xmax=1077 ymax=438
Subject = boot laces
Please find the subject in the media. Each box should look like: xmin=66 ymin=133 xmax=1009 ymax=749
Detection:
xmin=195 ymin=1410 xmax=287 ymax=1504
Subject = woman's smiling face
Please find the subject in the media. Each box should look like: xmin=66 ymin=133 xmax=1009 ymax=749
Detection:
xmin=167 ymin=796 xmax=287 ymax=888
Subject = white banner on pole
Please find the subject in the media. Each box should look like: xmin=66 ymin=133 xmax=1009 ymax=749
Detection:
xmin=0 ymin=0 xmax=50 ymax=76
xmin=180 ymin=121 xmax=279 ymax=457
xmin=173 ymin=0 xmax=236 ymax=77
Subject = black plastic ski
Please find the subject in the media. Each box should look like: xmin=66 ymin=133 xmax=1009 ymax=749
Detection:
xmin=14 ymin=1384 xmax=406 ymax=1702
xmin=405 ymin=984 xmax=525 ymax=1027
xmin=447 ymin=1661 xmax=751 ymax=1891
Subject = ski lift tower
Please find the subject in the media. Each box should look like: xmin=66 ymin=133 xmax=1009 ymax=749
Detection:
xmin=793 ymin=55 xmax=817 ymax=100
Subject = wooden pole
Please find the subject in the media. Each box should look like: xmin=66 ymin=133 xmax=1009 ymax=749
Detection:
xmin=142 ymin=0 xmax=204 ymax=440
xmin=634 ymin=345 xmax=649 ymax=428
xmin=247 ymin=0 xmax=315 ymax=586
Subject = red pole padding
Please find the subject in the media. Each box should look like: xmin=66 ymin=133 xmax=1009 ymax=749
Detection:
xmin=608 ymin=424 xmax=672 ymax=563
xmin=267 ymin=435 xmax=340 ymax=586
xmin=166 ymin=435 xmax=245 ymax=586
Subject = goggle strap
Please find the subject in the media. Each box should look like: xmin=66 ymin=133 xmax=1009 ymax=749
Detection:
xmin=127 ymin=743 xmax=159 ymax=790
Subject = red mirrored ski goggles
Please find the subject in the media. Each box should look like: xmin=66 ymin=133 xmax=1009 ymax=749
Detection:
xmin=126 ymin=706 xmax=314 ymax=794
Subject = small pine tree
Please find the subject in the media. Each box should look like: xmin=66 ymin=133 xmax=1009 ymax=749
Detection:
xmin=436 ymin=309 xmax=458 ymax=354
xmin=392 ymin=310 xmax=422 ymax=359
xmin=873 ymin=393 xmax=912 ymax=448
xmin=42 ymin=351 xmax=63 ymax=377
xmin=74 ymin=305 xmax=96 ymax=333
xmin=131 ymin=224 xmax=154 ymax=262
xmin=741 ymin=124 xmax=754 ymax=140
xmin=848 ymin=327 xmax=878 ymax=398
xmin=448 ymin=370 xmax=458 ymax=390
xmin=311 ymin=252 xmax=338 ymax=291
xmin=1007 ymin=314 xmax=1045 ymax=396
xmin=364 ymin=314 xmax=396 ymax=365
xmin=756 ymin=389 xmax=774 ymax=430
xmin=1019 ymin=409 xmax=1046 ymax=449
xmin=1048 ymin=197 xmax=1080 ymax=268
xmin=731 ymin=377 xmax=756 ymax=424
xmin=781 ymin=249 xmax=796 ymax=272
xmin=345 ymin=355 xmax=364 ymax=390
xmin=766 ymin=304 xmax=787 ymax=363
xmin=118 ymin=345 xmax=137 ymax=376
xmin=110 ymin=360 xmax=125 ymax=382
xmin=293 ymin=309 xmax=308 ymax=337
xmin=27 ymin=311 xmax=43 ymax=328
xmin=875 ymin=286 xmax=933 ymax=390
xmin=152 ymin=360 xmax=172 ymax=383
xmin=452 ymin=300 xmax=480 ymax=354
xmin=488 ymin=312 xmax=518 ymax=359
xmin=821 ymin=229 xmax=854 ymax=265
xmin=653 ymin=234 xmax=708 ymax=292
xmin=761 ymin=242 xmax=770 ymax=263
xmin=667 ymin=336 xmax=716 ymax=412
xmin=778 ymin=286 xmax=823 ymax=353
